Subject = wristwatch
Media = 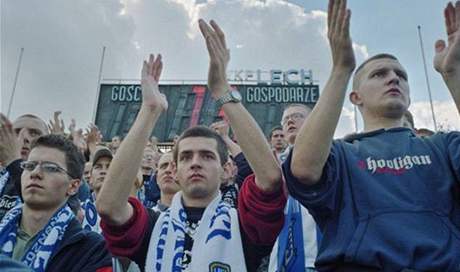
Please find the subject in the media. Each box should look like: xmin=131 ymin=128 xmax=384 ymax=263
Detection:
xmin=215 ymin=90 xmax=242 ymax=108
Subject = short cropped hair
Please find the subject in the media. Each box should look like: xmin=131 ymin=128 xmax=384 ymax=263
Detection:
xmin=269 ymin=126 xmax=283 ymax=139
xmin=31 ymin=134 xmax=85 ymax=179
xmin=283 ymin=103 xmax=312 ymax=113
xmin=352 ymin=53 xmax=399 ymax=90
xmin=173 ymin=126 xmax=228 ymax=166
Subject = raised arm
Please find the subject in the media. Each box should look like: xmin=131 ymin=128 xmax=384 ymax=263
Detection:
xmin=199 ymin=20 xmax=281 ymax=192
xmin=96 ymin=54 xmax=167 ymax=225
xmin=291 ymin=0 xmax=355 ymax=185
xmin=434 ymin=1 xmax=460 ymax=114
xmin=210 ymin=120 xmax=242 ymax=157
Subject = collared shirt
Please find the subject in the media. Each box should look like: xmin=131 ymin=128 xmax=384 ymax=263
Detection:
xmin=12 ymin=225 xmax=37 ymax=261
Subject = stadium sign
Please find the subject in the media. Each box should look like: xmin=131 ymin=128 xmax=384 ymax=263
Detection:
xmin=95 ymin=81 xmax=319 ymax=142
xmin=227 ymin=69 xmax=313 ymax=85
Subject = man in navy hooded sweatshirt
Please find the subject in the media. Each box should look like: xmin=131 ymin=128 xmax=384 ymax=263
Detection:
xmin=284 ymin=0 xmax=460 ymax=271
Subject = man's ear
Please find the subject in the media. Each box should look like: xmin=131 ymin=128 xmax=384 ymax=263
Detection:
xmin=349 ymin=90 xmax=362 ymax=106
xmin=67 ymin=179 xmax=81 ymax=196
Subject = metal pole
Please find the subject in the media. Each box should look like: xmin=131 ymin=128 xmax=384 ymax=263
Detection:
xmin=92 ymin=46 xmax=106 ymax=123
xmin=7 ymin=48 xmax=24 ymax=118
xmin=417 ymin=25 xmax=437 ymax=131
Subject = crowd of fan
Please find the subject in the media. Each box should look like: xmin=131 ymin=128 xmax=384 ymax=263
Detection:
xmin=0 ymin=0 xmax=459 ymax=271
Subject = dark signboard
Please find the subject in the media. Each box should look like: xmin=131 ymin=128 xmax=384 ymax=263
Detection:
xmin=95 ymin=83 xmax=319 ymax=142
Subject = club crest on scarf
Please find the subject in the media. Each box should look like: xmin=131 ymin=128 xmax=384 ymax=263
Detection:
xmin=209 ymin=261 xmax=231 ymax=272
xmin=0 ymin=203 xmax=74 ymax=272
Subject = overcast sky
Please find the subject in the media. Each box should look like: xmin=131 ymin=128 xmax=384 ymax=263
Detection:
xmin=2 ymin=0 xmax=459 ymax=137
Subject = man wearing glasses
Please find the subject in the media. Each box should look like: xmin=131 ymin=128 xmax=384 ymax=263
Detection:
xmin=266 ymin=103 xmax=319 ymax=271
xmin=0 ymin=134 xmax=112 ymax=271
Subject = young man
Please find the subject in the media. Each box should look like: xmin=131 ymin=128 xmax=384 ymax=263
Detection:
xmin=0 ymin=134 xmax=112 ymax=271
xmin=81 ymin=147 xmax=113 ymax=232
xmin=150 ymin=152 xmax=180 ymax=212
xmin=269 ymin=126 xmax=287 ymax=161
xmin=286 ymin=0 xmax=460 ymax=270
xmin=0 ymin=114 xmax=49 ymax=219
xmin=267 ymin=104 xmax=318 ymax=272
xmin=96 ymin=20 xmax=286 ymax=272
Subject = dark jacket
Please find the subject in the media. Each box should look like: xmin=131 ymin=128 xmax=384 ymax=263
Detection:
xmin=46 ymin=217 xmax=112 ymax=272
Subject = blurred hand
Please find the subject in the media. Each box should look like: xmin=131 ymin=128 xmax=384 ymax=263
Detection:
xmin=48 ymin=111 xmax=65 ymax=135
xmin=141 ymin=54 xmax=168 ymax=112
xmin=327 ymin=0 xmax=356 ymax=72
xmin=434 ymin=1 xmax=460 ymax=77
xmin=0 ymin=114 xmax=20 ymax=165
xmin=198 ymin=19 xmax=230 ymax=98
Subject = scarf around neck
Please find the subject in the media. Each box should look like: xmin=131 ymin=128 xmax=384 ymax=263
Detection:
xmin=0 ymin=203 xmax=74 ymax=272
xmin=145 ymin=191 xmax=246 ymax=272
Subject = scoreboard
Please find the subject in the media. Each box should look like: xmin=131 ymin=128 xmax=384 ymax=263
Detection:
xmin=95 ymin=83 xmax=319 ymax=142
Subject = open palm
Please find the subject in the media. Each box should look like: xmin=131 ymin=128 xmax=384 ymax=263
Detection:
xmin=434 ymin=2 xmax=460 ymax=76
xmin=141 ymin=54 xmax=168 ymax=112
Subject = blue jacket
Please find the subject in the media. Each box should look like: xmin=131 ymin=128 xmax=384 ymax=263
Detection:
xmin=46 ymin=217 xmax=112 ymax=272
xmin=285 ymin=128 xmax=460 ymax=271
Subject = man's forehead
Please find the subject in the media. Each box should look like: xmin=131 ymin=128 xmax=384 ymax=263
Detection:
xmin=272 ymin=130 xmax=283 ymax=135
xmin=28 ymin=146 xmax=65 ymax=163
xmin=13 ymin=116 xmax=48 ymax=133
xmin=282 ymin=106 xmax=309 ymax=117
xmin=360 ymin=58 xmax=406 ymax=76
xmin=159 ymin=153 xmax=173 ymax=164
xmin=178 ymin=137 xmax=218 ymax=153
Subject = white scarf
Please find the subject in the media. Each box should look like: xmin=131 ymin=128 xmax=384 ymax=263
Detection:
xmin=81 ymin=198 xmax=101 ymax=234
xmin=0 ymin=170 xmax=10 ymax=196
xmin=145 ymin=191 xmax=246 ymax=272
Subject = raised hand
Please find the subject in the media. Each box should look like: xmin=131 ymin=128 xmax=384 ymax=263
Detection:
xmin=434 ymin=1 xmax=460 ymax=77
xmin=328 ymin=0 xmax=355 ymax=72
xmin=86 ymin=124 xmax=101 ymax=145
xmin=198 ymin=19 xmax=230 ymax=99
xmin=48 ymin=111 xmax=65 ymax=135
xmin=210 ymin=120 xmax=230 ymax=139
xmin=141 ymin=54 xmax=168 ymax=112
xmin=0 ymin=114 xmax=20 ymax=165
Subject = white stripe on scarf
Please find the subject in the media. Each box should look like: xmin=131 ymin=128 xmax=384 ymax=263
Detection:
xmin=145 ymin=191 xmax=246 ymax=272
xmin=0 ymin=170 xmax=10 ymax=196
xmin=0 ymin=203 xmax=74 ymax=272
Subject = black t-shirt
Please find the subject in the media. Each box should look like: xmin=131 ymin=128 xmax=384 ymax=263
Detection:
xmin=181 ymin=206 xmax=204 ymax=270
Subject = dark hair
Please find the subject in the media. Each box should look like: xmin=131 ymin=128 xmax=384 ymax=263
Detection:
xmin=352 ymin=53 xmax=399 ymax=90
xmin=31 ymin=134 xmax=85 ymax=179
xmin=173 ymin=126 xmax=228 ymax=166
xmin=269 ymin=126 xmax=283 ymax=138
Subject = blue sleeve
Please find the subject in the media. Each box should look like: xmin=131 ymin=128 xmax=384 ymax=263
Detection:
xmin=446 ymin=132 xmax=460 ymax=182
xmin=282 ymin=144 xmax=342 ymax=226
xmin=233 ymin=152 xmax=253 ymax=188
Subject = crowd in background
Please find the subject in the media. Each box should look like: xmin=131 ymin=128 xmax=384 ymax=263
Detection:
xmin=0 ymin=0 xmax=460 ymax=271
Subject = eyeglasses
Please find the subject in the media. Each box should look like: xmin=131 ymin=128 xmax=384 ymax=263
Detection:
xmin=20 ymin=161 xmax=74 ymax=178
xmin=281 ymin=112 xmax=306 ymax=126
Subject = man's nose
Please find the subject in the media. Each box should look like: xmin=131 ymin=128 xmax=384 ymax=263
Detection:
xmin=190 ymin=154 xmax=202 ymax=169
xmin=387 ymin=70 xmax=400 ymax=85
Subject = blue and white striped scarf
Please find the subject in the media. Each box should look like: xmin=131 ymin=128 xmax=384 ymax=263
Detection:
xmin=81 ymin=196 xmax=101 ymax=233
xmin=0 ymin=203 xmax=74 ymax=272
xmin=0 ymin=170 xmax=10 ymax=196
xmin=145 ymin=191 xmax=246 ymax=272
